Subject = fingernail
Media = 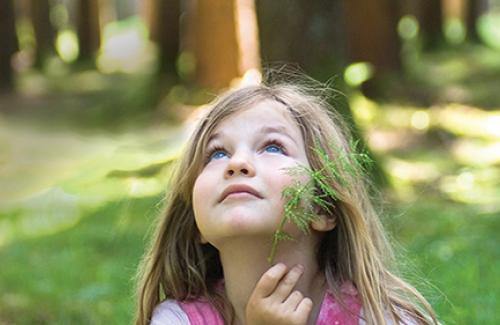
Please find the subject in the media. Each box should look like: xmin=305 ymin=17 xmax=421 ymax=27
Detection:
xmin=274 ymin=263 xmax=286 ymax=271
xmin=295 ymin=264 xmax=304 ymax=272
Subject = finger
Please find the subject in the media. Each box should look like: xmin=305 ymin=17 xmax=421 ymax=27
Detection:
xmin=283 ymin=290 xmax=304 ymax=309
xmin=252 ymin=263 xmax=288 ymax=298
xmin=293 ymin=297 xmax=313 ymax=323
xmin=272 ymin=264 xmax=304 ymax=301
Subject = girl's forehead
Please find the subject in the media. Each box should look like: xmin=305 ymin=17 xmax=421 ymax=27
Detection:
xmin=212 ymin=99 xmax=297 ymax=132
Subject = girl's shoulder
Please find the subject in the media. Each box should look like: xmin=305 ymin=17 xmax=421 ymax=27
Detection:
xmin=150 ymin=299 xmax=190 ymax=325
xmin=150 ymin=298 xmax=224 ymax=325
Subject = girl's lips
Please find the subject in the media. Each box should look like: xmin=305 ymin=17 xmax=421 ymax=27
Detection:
xmin=219 ymin=184 xmax=262 ymax=202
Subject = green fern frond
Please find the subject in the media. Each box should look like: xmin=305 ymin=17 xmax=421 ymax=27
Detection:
xmin=267 ymin=141 xmax=373 ymax=264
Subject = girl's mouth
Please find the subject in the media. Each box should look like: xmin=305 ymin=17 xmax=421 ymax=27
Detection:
xmin=219 ymin=184 xmax=262 ymax=202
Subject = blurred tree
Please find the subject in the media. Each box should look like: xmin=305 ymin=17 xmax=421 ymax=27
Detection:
xmin=419 ymin=0 xmax=445 ymax=50
xmin=144 ymin=0 xmax=180 ymax=80
xmin=343 ymin=0 xmax=402 ymax=72
xmin=99 ymin=0 xmax=117 ymax=27
xmin=29 ymin=0 xmax=57 ymax=68
xmin=192 ymin=0 xmax=239 ymax=89
xmin=256 ymin=0 xmax=347 ymax=77
xmin=466 ymin=0 xmax=487 ymax=42
xmin=76 ymin=0 xmax=101 ymax=64
xmin=0 ymin=0 xmax=18 ymax=91
xmin=400 ymin=0 xmax=419 ymax=16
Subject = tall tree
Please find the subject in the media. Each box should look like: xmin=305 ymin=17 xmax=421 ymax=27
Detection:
xmin=187 ymin=0 xmax=260 ymax=90
xmin=192 ymin=0 xmax=240 ymax=89
xmin=29 ymin=0 xmax=56 ymax=68
xmin=419 ymin=0 xmax=445 ymax=50
xmin=76 ymin=0 xmax=101 ymax=63
xmin=145 ymin=0 xmax=180 ymax=79
xmin=343 ymin=0 xmax=402 ymax=72
xmin=256 ymin=0 xmax=347 ymax=77
xmin=465 ymin=0 xmax=487 ymax=42
xmin=0 ymin=0 xmax=18 ymax=91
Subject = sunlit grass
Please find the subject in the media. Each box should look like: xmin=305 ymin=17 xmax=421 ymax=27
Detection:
xmin=0 ymin=116 xmax=183 ymax=249
xmin=387 ymin=201 xmax=499 ymax=324
xmin=350 ymin=90 xmax=500 ymax=208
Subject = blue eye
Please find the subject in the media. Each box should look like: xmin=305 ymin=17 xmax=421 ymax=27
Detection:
xmin=264 ymin=144 xmax=284 ymax=154
xmin=209 ymin=150 xmax=228 ymax=160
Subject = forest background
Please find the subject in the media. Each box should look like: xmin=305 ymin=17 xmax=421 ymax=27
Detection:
xmin=0 ymin=0 xmax=499 ymax=323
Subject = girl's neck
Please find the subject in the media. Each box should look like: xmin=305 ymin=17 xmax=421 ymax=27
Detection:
xmin=216 ymin=233 xmax=326 ymax=325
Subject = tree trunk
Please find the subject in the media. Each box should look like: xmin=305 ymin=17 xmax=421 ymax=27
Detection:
xmin=29 ymin=0 xmax=56 ymax=68
xmin=256 ymin=0 xmax=346 ymax=78
xmin=76 ymin=0 xmax=101 ymax=64
xmin=0 ymin=0 xmax=18 ymax=91
xmin=466 ymin=0 xmax=486 ymax=42
xmin=146 ymin=0 xmax=181 ymax=79
xmin=419 ymin=0 xmax=445 ymax=50
xmin=191 ymin=0 xmax=241 ymax=90
xmin=343 ymin=0 xmax=402 ymax=72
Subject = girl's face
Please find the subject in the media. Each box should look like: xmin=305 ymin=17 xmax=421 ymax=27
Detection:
xmin=192 ymin=100 xmax=310 ymax=247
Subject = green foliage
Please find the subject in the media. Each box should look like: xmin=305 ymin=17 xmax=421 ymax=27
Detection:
xmin=267 ymin=141 xmax=373 ymax=263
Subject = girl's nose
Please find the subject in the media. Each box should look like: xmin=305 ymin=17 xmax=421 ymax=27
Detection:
xmin=225 ymin=153 xmax=255 ymax=178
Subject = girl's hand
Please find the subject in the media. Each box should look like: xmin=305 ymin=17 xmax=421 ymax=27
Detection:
xmin=245 ymin=263 xmax=313 ymax=325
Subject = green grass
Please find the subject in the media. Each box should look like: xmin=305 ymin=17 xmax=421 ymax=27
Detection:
xmin=0 ymin=195 xmax=161 ymax=324
xmin=1 ymin=194 xmax=497 ymax=324
xmin=387 ymin=200 xmax=499 ymax=324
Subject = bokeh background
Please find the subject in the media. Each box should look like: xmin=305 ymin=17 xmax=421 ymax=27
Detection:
xmin=0 ymin=0 xmax=499 ymax=324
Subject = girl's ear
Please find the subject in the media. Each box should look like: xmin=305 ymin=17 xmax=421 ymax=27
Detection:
xmin=311 ymin=214 xmax=336 ymax=232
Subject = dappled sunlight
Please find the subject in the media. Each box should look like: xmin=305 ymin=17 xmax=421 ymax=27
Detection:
xmin=436 ymin=104 xmax=500 ymax=139
xmin=410 ymin=110 xmax=430 ymax=130
xmin=0 ymin=116 xmax=186 ymax=247
xmin=350 ymin=92 xmax=379 ymax=124
xmin=240 ymin=68 xmax=263 ymax=86
xmin=127 ymin=177 xmax=159 ymax=198
xmin=478 ymin=11 xmax=500 ymax=50
xmin=0 ymin=187 xmax=81 ymax=247
xmin=451 ymin=139 xmax=500 ymax=166
xmin=398 ymin=15 xmax=419 ymax=41
xmin=385 ymin=157 xmax=441 ymax=200
xmin=97 ymin=17 xmax=155 ymax=74
xmin=367 ymin=129 xmax=422 ymax=152
xmin=440 ymin=168 xmax=500 ymax=208
xmin=55 ymin=29 xmax=79 ymax=63
xmin=351 ymin=92 xmax=500 ymax=208
xmin=344 ymin=62 xmax=374 ymax=87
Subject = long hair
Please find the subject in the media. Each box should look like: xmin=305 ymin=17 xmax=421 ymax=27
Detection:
xmin=135 ymin=80 xmax=438 ymax=324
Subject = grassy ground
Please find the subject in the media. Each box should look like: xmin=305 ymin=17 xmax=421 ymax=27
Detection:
xmin=1 ymin=45 xmax=499 ymax=324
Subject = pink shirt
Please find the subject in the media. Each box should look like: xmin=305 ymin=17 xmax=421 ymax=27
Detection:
xmin=151 ymin=283 xmax=362 ymax=325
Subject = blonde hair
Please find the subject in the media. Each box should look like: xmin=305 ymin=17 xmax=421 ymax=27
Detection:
xmin=135 ymin=79 xmax=438 ymax=325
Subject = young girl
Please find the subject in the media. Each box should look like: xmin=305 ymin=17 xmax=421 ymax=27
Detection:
xmin=135 ymin=79 xmax=438 ymax=325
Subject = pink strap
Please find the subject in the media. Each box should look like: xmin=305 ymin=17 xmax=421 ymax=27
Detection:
xmin=179 ymin=282 xmax=361 ymax=325
xmin=316 ymin=282 xmax=362 ymax=325
xmin=178 ymin=299 xmax=224 ymax=325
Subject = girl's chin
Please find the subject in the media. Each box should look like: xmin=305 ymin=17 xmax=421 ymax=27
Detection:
xmin=205 ymin=228 xmax=277 ymax=247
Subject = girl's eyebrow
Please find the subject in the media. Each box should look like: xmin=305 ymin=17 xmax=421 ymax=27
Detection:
xmin=258 ymin=125 xmax=298 ymax=145
xmin=206 ymin=125 xmax=298 ymax=146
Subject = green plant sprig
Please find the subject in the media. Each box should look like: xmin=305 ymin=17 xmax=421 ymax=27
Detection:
xmin=267 ymin=141 xmax=373 ymax=264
